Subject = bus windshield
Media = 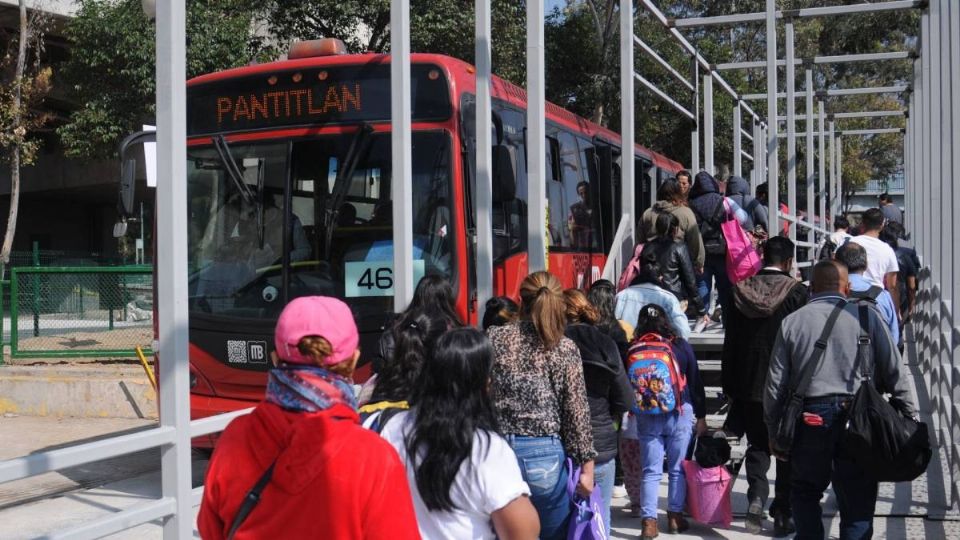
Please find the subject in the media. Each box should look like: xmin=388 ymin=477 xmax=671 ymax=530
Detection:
xmin=186 ymin=131 xmax=453 ymax=328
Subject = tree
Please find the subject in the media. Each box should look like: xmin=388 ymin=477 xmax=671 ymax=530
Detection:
xmin=0 ymin=0 xmax=52 ymax=275
xmin=58 ymin=0 xmax=271 ymax=160
xmin=262 ymin=0 xmax=527 ymax=85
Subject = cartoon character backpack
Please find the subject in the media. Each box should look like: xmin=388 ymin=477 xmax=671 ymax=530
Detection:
xmin=626 ymin=333 xmax=686 ymax=415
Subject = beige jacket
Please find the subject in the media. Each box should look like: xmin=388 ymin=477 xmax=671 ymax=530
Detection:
xmin=638 ymin=201 xmax=705 ymax=269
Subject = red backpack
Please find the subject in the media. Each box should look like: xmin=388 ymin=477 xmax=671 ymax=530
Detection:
xmin=625 ymin=333 xmax=687 ymax=415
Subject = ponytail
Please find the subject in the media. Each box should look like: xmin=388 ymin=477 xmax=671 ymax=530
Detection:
xmin=375 ymin=312 xmax=446 ymax=402
xmin=519 ymin=271 xmax=567 ymax=349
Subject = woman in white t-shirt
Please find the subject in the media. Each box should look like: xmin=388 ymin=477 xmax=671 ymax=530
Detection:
xmin=381 ymin=328 xmax=540 ymax=540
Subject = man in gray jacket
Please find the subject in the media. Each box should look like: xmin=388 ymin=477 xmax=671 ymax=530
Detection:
xmin=764 ymin=260 xmax=916 ymax=540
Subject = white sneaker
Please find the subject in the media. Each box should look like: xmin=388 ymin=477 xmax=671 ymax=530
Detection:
xmin=612 ymin=484 xmax=627 ymax=498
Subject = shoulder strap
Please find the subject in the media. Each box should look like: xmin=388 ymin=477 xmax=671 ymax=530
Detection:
xmin=865 ymin=285 xmax=883 ymax=300
xmin=790 ymin=301 xmax=847 ymax=398
xmin=227 ymin=459 xmax=278 ymax=540
xmin=856 ymin=304 xmax=873 ymax=381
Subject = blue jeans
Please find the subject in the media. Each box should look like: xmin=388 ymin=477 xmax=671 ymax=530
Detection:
xmin=506 ymin=435 xmax=570 ymax=540
xmin=635 ymin=403 xmax=695 ymax=519
xmin=791 ymin=397 xmax=878 ymax=540
xmin=593 ymin=458 xmax=616 ymax=535
xmin=696 ymin=254 xmax=731 ymax=318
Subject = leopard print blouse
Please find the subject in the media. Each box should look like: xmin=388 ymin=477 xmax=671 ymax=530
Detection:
xmin=488 ymin=321 xmax=597 ymax=464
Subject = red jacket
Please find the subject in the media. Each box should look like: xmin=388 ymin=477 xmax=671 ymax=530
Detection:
xmin=198 ymin=402 xmax=421 ymax=539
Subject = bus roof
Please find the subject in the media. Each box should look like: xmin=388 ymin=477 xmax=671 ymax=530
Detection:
xmin=188 ymin=52 xmax=683 ymax=173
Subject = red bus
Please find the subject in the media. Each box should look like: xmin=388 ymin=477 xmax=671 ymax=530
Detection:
xmin=122 ymin=39 xmax=682 ymax=431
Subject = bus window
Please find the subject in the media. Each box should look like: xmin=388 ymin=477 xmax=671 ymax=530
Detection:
xmin=559 ymin=132 xmax=596 ymax=252
xmin=546 ymin=136 xmax=565 ymax=248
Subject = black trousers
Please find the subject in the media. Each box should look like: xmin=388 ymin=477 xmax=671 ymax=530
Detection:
xmin=733 ymin=400 xmax=793 ymax=516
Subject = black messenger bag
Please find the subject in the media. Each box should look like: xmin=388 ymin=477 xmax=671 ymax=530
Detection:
xmin=842 ymin=305 xmax=932 ymax=482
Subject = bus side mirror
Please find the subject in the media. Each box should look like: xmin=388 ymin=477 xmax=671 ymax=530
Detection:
xmin=492 ymin=144 xmax=516 ymax=203
xmin=119 ymin=158 xmax=136 ymax=217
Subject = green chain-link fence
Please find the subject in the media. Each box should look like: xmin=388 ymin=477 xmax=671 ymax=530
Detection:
xmin=9 ymin=266 xmax=153 ymax=358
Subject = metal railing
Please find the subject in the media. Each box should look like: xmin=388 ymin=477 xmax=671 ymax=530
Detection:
xmin=601 ymin=217 xmax=633 ymax=284
xmin=9 ymin=266 xmax=153 ymax=358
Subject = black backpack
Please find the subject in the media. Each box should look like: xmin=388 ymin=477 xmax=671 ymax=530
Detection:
xmin=842 ymin=304 xmax=932 ymax=482
xmin=693 ymin=198 xmax=727 ymax=256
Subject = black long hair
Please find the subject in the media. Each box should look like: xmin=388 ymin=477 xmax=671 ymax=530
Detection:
xmin=405 ymin=328 xmax=500 ymax=512
xmin=405 ymin=274 xmax=461 ymax=326
xmin=633 ymin=303 xmax=677 ymax=340
xmin=373 ymin=312 xmax=446 ymax=403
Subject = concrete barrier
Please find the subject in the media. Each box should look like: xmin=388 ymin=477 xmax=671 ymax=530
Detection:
xmin=0 ymin=365 xmax=157 ymax=420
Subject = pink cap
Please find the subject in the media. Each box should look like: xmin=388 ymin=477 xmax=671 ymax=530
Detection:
xmin=274 ymin=296 xmax=359 ymax=366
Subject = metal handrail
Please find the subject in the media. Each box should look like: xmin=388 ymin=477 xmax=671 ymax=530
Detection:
xmin=190 ymin=408 xmax=254 ymax=438
xmin=601 ymin=217 xmax=633 ymax=283
xmin=0 ymin=426 xmax=175 ymax=485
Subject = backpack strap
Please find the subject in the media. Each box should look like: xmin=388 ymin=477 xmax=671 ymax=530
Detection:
xmin=850 ymin=285 xmax=883 ymax=303
xmin=855 ymin=304 xmax=874 ymax=382
xmin=227 ymin=459 xmax=278 ymax=540
xmin=789 ymin=301 xmax=847 ymax=400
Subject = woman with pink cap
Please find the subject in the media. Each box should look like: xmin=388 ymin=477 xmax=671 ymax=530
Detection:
xmin=198 ymin=296 xmax=420 ymax=540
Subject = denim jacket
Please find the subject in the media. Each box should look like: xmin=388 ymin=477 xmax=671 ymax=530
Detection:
xmin=614 ymin=283 xmax=691 ymax=340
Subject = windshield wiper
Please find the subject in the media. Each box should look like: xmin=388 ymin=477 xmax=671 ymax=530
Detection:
xmin=212 ymin=135 xmax=264 ymax=246
xmin=321 ymin=123 xmax=373 ymax=259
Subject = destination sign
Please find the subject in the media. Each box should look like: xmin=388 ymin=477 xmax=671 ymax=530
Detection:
xmin=188 ymin=64 xmax=452 ymax=136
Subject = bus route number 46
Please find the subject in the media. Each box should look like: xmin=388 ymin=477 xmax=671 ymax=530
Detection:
xmin=357 ymin=267 xmax=393 ymax=290
xmin=345 ymin=260 xmax=425 ymax=298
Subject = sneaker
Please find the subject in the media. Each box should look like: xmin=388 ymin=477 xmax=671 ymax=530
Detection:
xmin=745 ymin=498 xmax=764 ymax=534
xmin=773 ymin=513 xmax=796 ymax=537
xmin=612 ymin=484 xmax=628 ymax=498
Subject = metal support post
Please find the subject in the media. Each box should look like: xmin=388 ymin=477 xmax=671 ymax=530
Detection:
xmin=621 ymin=0 xmax=636 ymax=245
xmin=733 ymin=102 xmax=742 ymax=177
xmin=818 ymin=101 xmax=827 ymax=226
xmin=766 ymin=0 xmax=780 ymax=235
xmin=474 ymin=0 xmax=493 ymax=322
xmin=805 ymin=69 xmax=815 ymax=246
xmin=391 ymin=0 xmax=414 ymax=309
xmin=155 ymin=1 xmax=191 ymax=537
xmin=947 ymin=0 xmax=960 ymax=508
xmin=752 ymin=120 xmax=761 ymax=192
xmin=837 ymin=136 xmax=843 ymax=214
xmin=936 ymin=0 xmax=954 ymax=467
xmin=691 ymin=130 xmax=700 ymax=172
xmin=785 ymin=22 xmax=797 ymax=242
xmin=704 ymin=73 xmax=714 ymax=175
xmin=828 ymin=120 xmax=836 ymax=218
xmin=526 ymin=0 xmax=547 ymax=271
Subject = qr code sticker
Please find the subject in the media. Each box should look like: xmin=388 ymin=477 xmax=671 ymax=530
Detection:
xmin=227 ymin=340 xmax=248 ymax=364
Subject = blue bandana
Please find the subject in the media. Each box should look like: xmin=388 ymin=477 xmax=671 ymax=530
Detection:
xmin=265 ymin=364 xmax=357 ymax=413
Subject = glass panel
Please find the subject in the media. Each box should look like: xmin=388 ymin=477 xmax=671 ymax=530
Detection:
xmin=186 ymin=132 xmax=454 ymax=327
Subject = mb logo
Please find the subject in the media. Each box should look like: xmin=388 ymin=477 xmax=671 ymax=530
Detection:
xmin=248 ymin=341 xmax=268 ymax=364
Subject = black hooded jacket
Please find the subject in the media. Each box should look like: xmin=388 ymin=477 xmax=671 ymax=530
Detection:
xmin=721 ymin=269 xmax=808 ymax=402
xmin=688 ymin=172 xmax=727 ymax=256
xmin=564 ymin=324 xmax=634 ymax=463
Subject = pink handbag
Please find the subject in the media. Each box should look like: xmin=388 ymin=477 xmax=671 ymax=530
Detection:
xmin=617 ymin=242 xmax=645 ymax=292
xmin=682 ymin=459 xmax=733 ymax=528
xmin=721 ymin=200 xmax=761 ymax=284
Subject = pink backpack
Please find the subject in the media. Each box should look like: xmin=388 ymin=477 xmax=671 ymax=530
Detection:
xmin=721 ymin=200 xmax=761 ymax=284
xmin=617 ymin=243 xmax=645 ymax=292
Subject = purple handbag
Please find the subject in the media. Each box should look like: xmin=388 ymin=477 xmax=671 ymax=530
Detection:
xmin=565 ymin=458 xmax=608 ymax=540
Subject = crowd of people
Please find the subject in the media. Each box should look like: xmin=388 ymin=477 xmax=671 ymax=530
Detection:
xmin=196 ymin=168 xmax=919 ymax=540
